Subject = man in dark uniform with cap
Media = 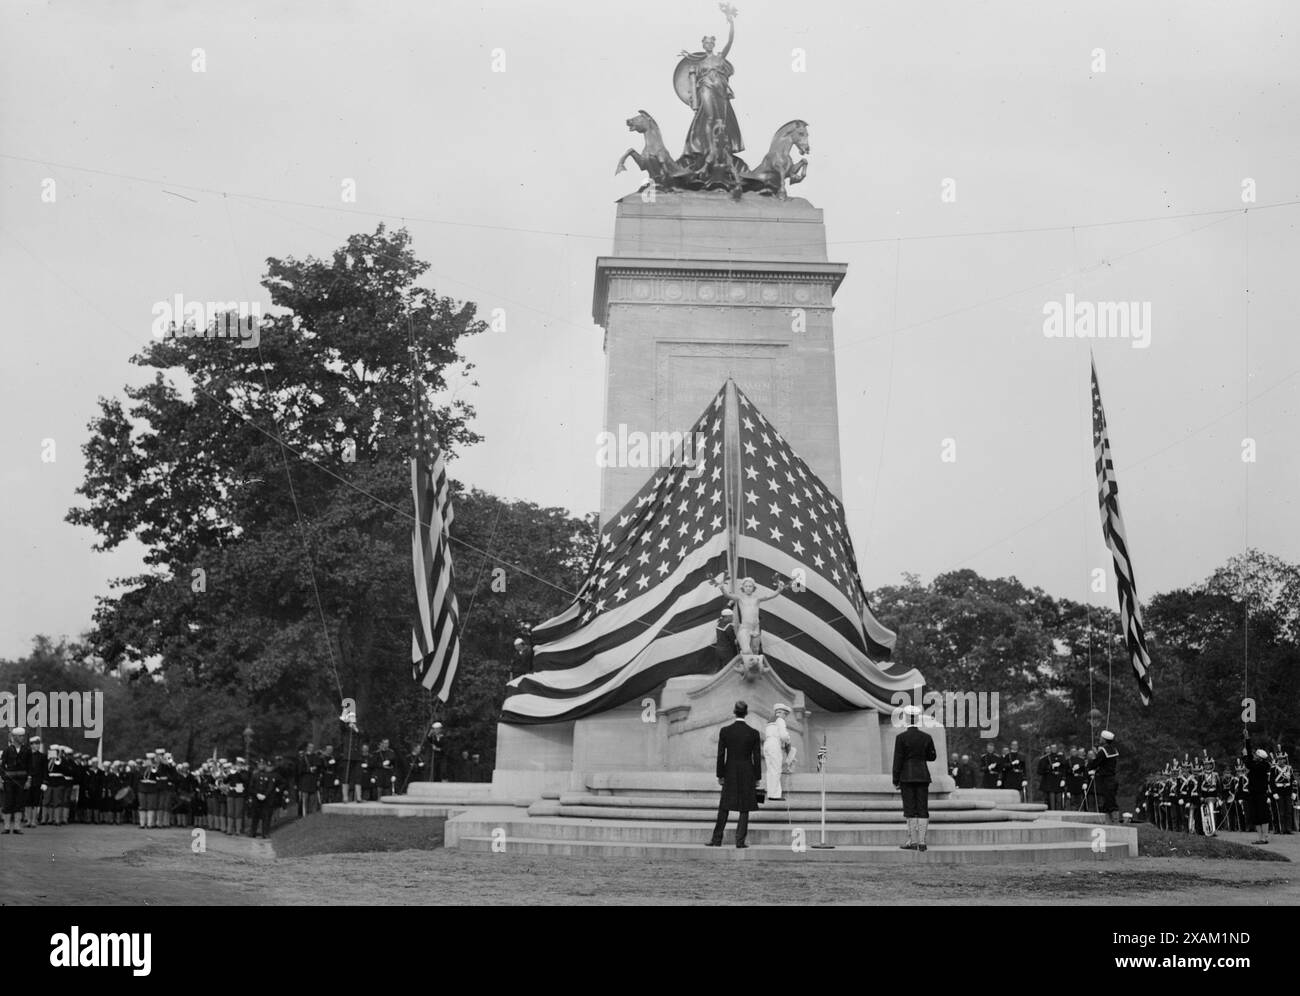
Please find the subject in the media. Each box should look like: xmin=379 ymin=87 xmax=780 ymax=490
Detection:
xmin=1001 ymin=741 xmax=1026 ymax=801
xmin=1037 ymin=744 xmax=1066 ymax=810
xmin=893 ymin=705 xmax=937 ymax=851
xmin=707 ymin=700 xmax=762 ymax=849
xmin=713 ymin=609 xmax=740 ymax=668
xmin=1 ymin=727 xmax=31 ymax=834
xmin=1067 ymin=748 xmax=1088 ymax=810
xmin=979 ymin=743 xmax=1002 ymax=790
xmin=1091 ymin=730 xmax=1120 ymax=823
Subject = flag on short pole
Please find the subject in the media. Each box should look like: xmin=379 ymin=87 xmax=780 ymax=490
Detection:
xmin=816 ymin=738 xmax=828 ymax=772
xmin=410 ymin=391 xmax=462 ymax=701
xmin=1090 ymin=356 xmax=1153 ymax=706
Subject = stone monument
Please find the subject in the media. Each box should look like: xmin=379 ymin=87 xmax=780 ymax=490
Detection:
xmin=491 ymin=4 xmax=947 ymax=800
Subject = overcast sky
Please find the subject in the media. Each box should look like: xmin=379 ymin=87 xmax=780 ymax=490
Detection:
xmin=2 ymin=0 xmax=1297 ymax=660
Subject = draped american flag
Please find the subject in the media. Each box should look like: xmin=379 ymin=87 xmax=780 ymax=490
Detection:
xmin=502 ymin=381 xmax=923 ymax=724
xmin=410 ymin=395 xmax=461 ymax=700
xmin=501 ymin=387 xmax=730 ymax=723
xmin=732 ymin=386 xmax=920 ymax=711
xmin=1091 ymin=357 xmax=1153 ymax=706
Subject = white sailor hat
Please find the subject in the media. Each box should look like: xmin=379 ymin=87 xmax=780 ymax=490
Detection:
xmin=720 ymin=608 xmax=734 ymax=617
xmin=10 ymin=726 xmax=25 ymax=736
xmin=772 ymin=702 xmax=791 ymax=714
xmin=146 ymin=751 xmax=156 ymax=757
xmin=513 ymin=637 xmax=525 ymax=646
xmin=902 ymin=705 xmax=922 ymax=718
xmin=1255 ymin=749 xmax=1269 ymax=760
xmin=1100 ymin=730 xmax=1115 ymax=741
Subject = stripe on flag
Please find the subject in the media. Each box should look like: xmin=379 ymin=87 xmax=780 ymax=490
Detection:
xmin=1091 ymin=357 xmax=1153 ymax=706
xmin=411 ymin=398 xmax=462 ymax=701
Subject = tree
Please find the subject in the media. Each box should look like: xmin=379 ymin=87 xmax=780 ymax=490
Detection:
xmin=67 ymin=226 xmax=485 ymax=756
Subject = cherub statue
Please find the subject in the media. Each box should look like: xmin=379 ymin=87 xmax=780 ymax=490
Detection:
xmin=707 ymin=571 xmax=785 ymax=654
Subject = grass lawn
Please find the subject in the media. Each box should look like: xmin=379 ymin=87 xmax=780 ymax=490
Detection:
xmin=1136 ymin=824 xmax=1289 ymax=861
xmin=270 ymin=815 xmax=446 ymax=858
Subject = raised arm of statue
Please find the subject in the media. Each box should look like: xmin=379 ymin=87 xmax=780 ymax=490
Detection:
xmin=719 ymin=3 xmax=737 ymax=58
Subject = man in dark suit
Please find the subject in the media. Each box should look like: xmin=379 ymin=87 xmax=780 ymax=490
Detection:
xmin=892 ymin=705 xmax=937 ymax=852
xmin=707 ymin=700 xmax=762 ymax=849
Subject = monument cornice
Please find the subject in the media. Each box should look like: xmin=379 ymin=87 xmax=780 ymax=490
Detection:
xmin=592 ymin=256 xmax=846 ymax=327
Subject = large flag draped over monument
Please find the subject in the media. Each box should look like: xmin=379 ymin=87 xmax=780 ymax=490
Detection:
xmin=410 ymin=394 xmax=462 ymax=701
xmin=501 ymin=382 xmax=922 ymax=724
xmin=1091 ymin=357 xmax=1153 ymax=706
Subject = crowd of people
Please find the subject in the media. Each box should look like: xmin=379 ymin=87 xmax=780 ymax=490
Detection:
xmin=1134 ymin=740 xmax=1295 ymax=843
xmin=946 ymin=735 xmax=1122 ymax=815
xmin=0 ymin=721 xmax=489 ymax=838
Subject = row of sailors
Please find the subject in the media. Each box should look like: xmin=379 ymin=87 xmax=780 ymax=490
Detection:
xmin=0 ymin=729 xmax=488 ymax=837
xmin=1135 ymin=746 xmax=1294 ymax=842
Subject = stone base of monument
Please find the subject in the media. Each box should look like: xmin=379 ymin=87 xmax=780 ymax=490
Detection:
xmin=491 ymin=658 xmax=955 ymax=799
xmin=322 ymin=659 xmax=1136 ymax=861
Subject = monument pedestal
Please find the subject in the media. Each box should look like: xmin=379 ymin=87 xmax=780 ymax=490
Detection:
xmin=593 ymin=190 xmax=847 ymax=523
xmin=492 ymin=657 xmax=950 ymax=800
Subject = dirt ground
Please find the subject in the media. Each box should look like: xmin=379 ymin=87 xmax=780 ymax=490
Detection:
xmin=2 ymin=821 xmax=1298 ymax=906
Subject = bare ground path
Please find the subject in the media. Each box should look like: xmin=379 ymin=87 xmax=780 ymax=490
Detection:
xmin=2 ymin=823 xmax=1297 ymax=906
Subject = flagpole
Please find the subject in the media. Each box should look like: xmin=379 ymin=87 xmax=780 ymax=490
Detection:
xmin=811 ymin=735 xmax=834 ymax=849
xmin=723 ymin=379 xmax=740 ymax=585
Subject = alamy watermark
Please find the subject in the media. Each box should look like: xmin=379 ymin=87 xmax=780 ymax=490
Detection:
xmin=0 ymin=684 xmax=103 ymax=740
xmin=1042 ymin=293 xmax=1150 ymax=349
xmin=890 ymin=688 xmax=1000 ymax=739
xmin=151 ymin=295 xmax=263 ymax=348
xmin=595 ymin=425 xmax=708 ymax=477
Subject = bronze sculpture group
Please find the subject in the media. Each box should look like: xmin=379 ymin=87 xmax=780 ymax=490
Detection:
xmin=614 ymin=4 xmax=810 ymax=200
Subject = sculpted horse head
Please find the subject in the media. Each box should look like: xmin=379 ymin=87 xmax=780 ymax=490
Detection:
xmin=771 ymin=119 xmax=810 ymax=158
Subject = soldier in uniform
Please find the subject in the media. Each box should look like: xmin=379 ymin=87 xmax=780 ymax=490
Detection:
xmin=1090 ymin=730 xmax=1120 ymax=823
xmin=893 ymin=705 xmax=938 ymax=852
xmin=158 ymin=749 xmax=177 ymax=829
xmin=979 ymin=743 xmax=1001 ymax=789
xmin=1001 ymin=741 xmax=1026 ymax=801
xmin=427 ymin=722 xmax=447 ymax=782
xmin=956 ymin=754 xmax=977 ymax=789
xmin=403 ymin=741 xmax=427 ymax=791
xmin=1037 ymin=744 xmax=1065 ymax=810
xmin=1270 ymin=751 xmax=1293 ymax=835
xmin=226 ymin=757 xmax=249 ymax=835
xmin=1244 ymin=738 xmax=1273 ymax=844
xmin=136 ymin=752 xmax=158 ymax=829
xmin=713 ymin=609 xmax=740 ymax=668
xmin=295 ymin=743 xmax=320 ymax=817
xmin=374 ymin=738 xmax=401 ymax=799
xmin=1 ymin=727 xmax=32 ymax=834
xmin=24 ymin=734 xmax=45 ymax=828
xmin=248 ymin=758 xmax=279 ymax=839
xmin=46 ymin=745 xmax=72 ymax=826
xmin=1068 ymin=748 xmax=1088 ymax=811
xmin=319 ymin=745 xmax=341 ymax=802
xmin=1199 ymin=758 xmax=1220 ymax=837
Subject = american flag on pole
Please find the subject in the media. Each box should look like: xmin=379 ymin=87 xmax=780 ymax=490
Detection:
xmin=502 ymin=381 xmax=922 ymax=724
xmin=816 ymin=738 xmax=828 ymax=772
xmin=1091 ymin=357 xmax=1153 ymax=706
xmin=410 ymin=393 xmax=461 ymax=700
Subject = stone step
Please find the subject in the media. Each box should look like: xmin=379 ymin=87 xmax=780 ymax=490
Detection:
xmin=540 ymin=803 xmax=1036 ymax=823
xmin=321 ymin=801 xmax=461 ymax=818
xmin=450 ymin=817 xmax=1100 ymax=847
xmin=585 ymin=771 xmax=955 ymax=794
xmin=559 ymin=792 xmax=1000 ymax=811
xmin=455 ymin=836 xmax=1127 ymax=864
